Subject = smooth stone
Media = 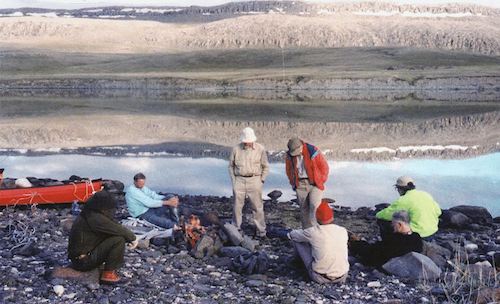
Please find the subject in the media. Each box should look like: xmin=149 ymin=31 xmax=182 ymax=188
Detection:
xmin=150 ymin=237 xmax=169 ymax=247
xmin=53 ymin=285 xmax=65 ymax=296
xmin=465 ymin=243 xmax=479 ymax=253
xmin=371 ymin=269 xmax=386 ymax=279
xmin=431 ymin=286 xmax=446 ymax=297
xmin=137 ymin=239 xmax=150 ymax=249
xmin=382 ymin=252 xmax=442 ymax=281
xmin=367 ymin=281 xmax=381 ymax=288
xmin=143 ymin=250 xmax=161 ymax=259
xmin=194 ymin=284 xmax=212 ymax=294
xmin=245 ymin=280 xmax=265 ymax=287
xmin=86 ymin=283 xmax=100 ymax=291
xmin=167 ymin=245 xmax=181 ymax=254
xmin=247 ymin=274 xmax=267 ymax=281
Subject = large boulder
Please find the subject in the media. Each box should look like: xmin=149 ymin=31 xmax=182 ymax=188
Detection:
xmin=267 ymin=190 xmax=282 ymax=201
xmin=439 ymin=210 xmax=471 ymax=229
xmin=422 ymin=241 xmax=451 ymax=269
xmin=448 ymin=206 xmax=493 ymax=226
xmin=382 ymin=252 xmax=442 ymax=281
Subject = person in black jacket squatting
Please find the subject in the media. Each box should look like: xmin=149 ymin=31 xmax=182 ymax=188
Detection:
xmin=68 ymin=190 xmax=137 ymax=284
xmin=349 ymin=210 xmax=423 ymax=267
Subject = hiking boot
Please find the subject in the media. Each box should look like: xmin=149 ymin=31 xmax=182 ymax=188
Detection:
xmin=100 ymin=270 xmax=121 ymax=284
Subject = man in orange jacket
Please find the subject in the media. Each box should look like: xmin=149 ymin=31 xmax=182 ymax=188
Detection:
xmin=286 ymin=137 xmax=330 ymax=228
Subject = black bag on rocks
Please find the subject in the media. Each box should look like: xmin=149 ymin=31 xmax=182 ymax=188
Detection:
xmin=232 ymin=251 xmax=269 ymax=275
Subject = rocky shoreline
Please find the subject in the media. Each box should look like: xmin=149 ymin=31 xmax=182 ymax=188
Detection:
xmin=0 ymin=181 xmax=498 ymax=304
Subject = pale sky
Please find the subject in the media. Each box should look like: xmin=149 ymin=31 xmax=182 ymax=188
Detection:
xmin=0 ymin=0 xmax=499 ymax=9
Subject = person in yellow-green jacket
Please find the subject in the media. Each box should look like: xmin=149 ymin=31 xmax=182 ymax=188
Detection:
xmin=376 ymin=176 xmax=441 ymax=241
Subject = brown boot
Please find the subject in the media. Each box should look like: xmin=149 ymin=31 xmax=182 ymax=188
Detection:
xmin=100 ymin=270 xmax=120 ymax=284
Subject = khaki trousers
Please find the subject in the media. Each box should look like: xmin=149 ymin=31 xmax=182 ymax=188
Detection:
xmin=232 ymin=175 xmax=266 ymax=236
xmin=296 ymin=179 xmax=323 ymax=229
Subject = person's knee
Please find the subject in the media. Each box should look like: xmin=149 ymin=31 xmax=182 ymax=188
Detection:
xmin=108 ymin=236 xmax=126 ymax=248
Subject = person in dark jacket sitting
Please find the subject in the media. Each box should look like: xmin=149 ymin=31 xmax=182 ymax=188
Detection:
xmin=349 ymin=210 xmax=423 ymax=267
xmin=68 ymin=190 xmax=137 ymax=284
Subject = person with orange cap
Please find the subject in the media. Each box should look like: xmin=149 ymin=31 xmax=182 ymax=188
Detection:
xmin=288 ymin=200 xmax=349 ymax=284
xmin=285 ymin=137 xmax=329 ymax=229
xmin=229 ymin=127 xmax=269 ymax=238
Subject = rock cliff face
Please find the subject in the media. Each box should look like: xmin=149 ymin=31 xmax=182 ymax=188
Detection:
xmin=1 ymin=1 xmax=498 ymax=21
xmin=0 ymin=1 xmax=499 ymax=55
xmin=1 ymin=76 xmax=499 ymax=102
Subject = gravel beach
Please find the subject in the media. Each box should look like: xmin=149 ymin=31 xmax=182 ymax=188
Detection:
xmin=1 ymin=181 xmax=498 ymax=304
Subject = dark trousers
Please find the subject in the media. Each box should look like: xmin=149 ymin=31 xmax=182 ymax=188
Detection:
xmin=349 ymin=240 xmax=380 ymax=267
xmin=140 ymin=206 xmax=179 ymax=229
xmin=377 ymin=219 xmax=393 ymax=241
xmin=71 ymin=236 xmax=125 ymax=271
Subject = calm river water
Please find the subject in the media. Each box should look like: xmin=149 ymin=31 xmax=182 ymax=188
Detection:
xmin=0 ymin=153 xmax=498 ymax=216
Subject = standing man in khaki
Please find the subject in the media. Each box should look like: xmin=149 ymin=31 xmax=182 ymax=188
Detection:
xmin=286 ymin=137 xmax=330 ymax=229
xmin=229 ymin=127 xmax=270 ymax=238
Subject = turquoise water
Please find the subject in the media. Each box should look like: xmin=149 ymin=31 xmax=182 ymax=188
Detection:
xmin=1 ymin=153 xmax=499 ymax=216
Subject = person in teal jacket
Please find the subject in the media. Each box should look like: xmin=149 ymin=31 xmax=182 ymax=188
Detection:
xmin=376 ymin=176 xmax=441 ymax=240
xmin=125 ymin=173 xmax=180 ymax=229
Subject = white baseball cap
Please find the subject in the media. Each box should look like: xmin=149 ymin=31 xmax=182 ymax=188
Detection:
xmin=395 ymin=176 xmax=415 ymax=187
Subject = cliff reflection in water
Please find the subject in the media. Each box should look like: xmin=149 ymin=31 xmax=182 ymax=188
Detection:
xmin=1 ymin=153 xmax=499 ymax=216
